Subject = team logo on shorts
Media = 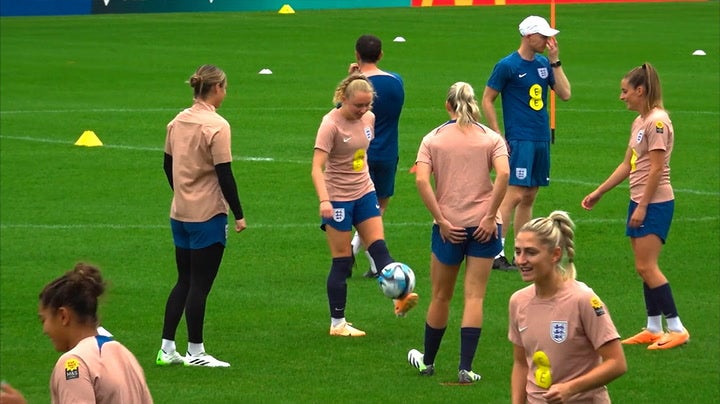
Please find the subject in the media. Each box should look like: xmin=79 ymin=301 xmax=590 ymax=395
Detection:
xmin=537 ymin=67 xmax=548 ymax=79
xmin=515 ymin=167 xmax=527 ymax=180
xmin=65 ymin=358 xmax=80 ymax=380
xmin=550 ymin=321 xmax=568 ymax=343
xmin=333 ymin=208 xmax=345 ymax=222
xmin=636 ymin=130 xmax=644 ymax=143
xmin=364 ymin=127 xmax=373 ymax=141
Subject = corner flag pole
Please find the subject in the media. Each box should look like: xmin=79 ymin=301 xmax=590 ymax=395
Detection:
xmin=550 ymin=0 xmax=556 ymax=144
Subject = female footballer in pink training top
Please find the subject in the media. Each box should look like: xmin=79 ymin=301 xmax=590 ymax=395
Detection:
xmin=158 ymin=64 xmax=246 ymax=368
xmin=312 ymin=74 xmax=418 ymax=337
xmin=510 ymin=212 xmax=626 ymax=403
xmin=41 ymin=263 xmax=153 ymax=403
xmin=582 ymin=63 xmax=689 ymax=350
xmin=407 ymin=82 xmax=508 ymax=384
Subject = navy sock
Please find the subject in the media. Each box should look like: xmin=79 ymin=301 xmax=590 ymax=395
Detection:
xmin=643 ymin=282 xmax=662 ymax=316
xmin=367 ymin=239 xmax=394 ymax=273
xmin=651 ymin=283 xmax=679 ymax=319
xmin=459 ymin=327 xmax=482 ymax=371
xmin=423 ymin=323 xmax=446 ymax=366
xmin=327 ymin=257 xmax=353 ymax=319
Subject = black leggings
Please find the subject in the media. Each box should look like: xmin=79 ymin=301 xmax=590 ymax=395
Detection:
xmin=162 ymin=243 xmax=225 ymax=343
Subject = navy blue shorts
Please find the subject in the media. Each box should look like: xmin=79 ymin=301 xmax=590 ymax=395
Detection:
xmin=508 ymin=140 xmax=550 ymax=187
xmin=171 ymin=214 xmax=228 ymax=249
xmin=431 ymin=224 xmax=503 ymax=265
xmin=368 ymin=159 xmax=398 ymax=199
xmin=626 ymin=200 xmax=674 ymax=243
xmin=321 ymin=191 xmax=381 ymax=232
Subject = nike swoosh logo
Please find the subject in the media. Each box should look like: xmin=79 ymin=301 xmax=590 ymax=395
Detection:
xmin=343 ymin=137 xmax=351 ymax=143
xmin=519 ymin=73 xmax=527 ymax=78
xmin=519 ymin=326 xmax=528 ymax=332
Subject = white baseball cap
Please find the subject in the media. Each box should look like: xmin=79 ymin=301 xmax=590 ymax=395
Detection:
xmin=519 ymin=15 xmax=559 ymax=37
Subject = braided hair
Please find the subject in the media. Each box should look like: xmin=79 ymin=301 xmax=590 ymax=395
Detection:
xmin=519 ymin=210 xmax=577 ymax=280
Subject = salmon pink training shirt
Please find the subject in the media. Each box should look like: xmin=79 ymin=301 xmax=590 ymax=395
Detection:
xmin=627 ymin=107 xmax=674 ymax=203
xmin=50 ymin=336 xmax=153 ymax=404
xmin=416 ymin=120 xmax=508 ymax=227
xmin=509 ymin=281 xmax=620 ymax=404
xmin=314 ymin=107 xmax=376 ymax=201
xmin=165 ymin=100 xmax=234 ymax=222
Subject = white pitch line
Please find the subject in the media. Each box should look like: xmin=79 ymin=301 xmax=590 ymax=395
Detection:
xmin=0 ymin=135 xmax=276 ymax=162
xmin=1 ymin=134 xmax=718 ymax=197
xmin=1 ymin=216 xmax=718 ymax=231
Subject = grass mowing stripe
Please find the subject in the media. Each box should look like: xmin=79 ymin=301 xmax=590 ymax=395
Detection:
xmin=3 ymin=134 xmax=718 ymax=196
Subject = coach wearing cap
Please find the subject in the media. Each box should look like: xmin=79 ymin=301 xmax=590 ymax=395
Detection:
xmin=481 ymin=15 xmax=572 ymax=271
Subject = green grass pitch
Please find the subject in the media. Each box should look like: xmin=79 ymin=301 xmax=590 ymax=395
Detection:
xmin=1 ymin=2 xmax=718 ymax=402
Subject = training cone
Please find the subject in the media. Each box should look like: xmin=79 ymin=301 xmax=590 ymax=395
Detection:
xmin=278 ymin=4 xmax=295 ymax=14
xmin=409 ymin=165 xmax=417 ymax=174
xmin=75 ymin=130 xmax=103 ymax=147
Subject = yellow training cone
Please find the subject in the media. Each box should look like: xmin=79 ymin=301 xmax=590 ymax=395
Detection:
xmin=278 ymin=4 xmax=295 ymax=14
xmin=75 ymin=130 xmax=103 ymax=147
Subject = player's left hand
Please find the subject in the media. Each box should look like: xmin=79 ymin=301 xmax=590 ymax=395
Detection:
xmin=473 ymin=216 xmax=497 ymax=243
xmin=235 ymin=218 xmax=247 ymax=233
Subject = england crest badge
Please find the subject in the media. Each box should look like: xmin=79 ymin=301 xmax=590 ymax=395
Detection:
xmin=333 ymin=208 xmax=345 ymax=222
xmin=550 ymin=321 xmax=568 ymax=343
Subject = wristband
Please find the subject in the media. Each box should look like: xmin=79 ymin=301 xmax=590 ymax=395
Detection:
xmin=550 ymin=60 xmax=562 ymax=68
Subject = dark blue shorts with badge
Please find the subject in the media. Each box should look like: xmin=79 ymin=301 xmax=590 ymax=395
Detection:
xmin=508 ymin=140 xmax=550 ymax=187
xmin=321 ymin=191 xmax=381 ymax=232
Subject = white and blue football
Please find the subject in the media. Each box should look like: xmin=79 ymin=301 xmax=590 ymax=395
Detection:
xmin=377 ymin=262 xmax=415 ymax=299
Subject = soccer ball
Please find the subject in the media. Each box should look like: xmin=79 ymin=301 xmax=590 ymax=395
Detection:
xmin=377 ymin=262 xmax=415 ymax=299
